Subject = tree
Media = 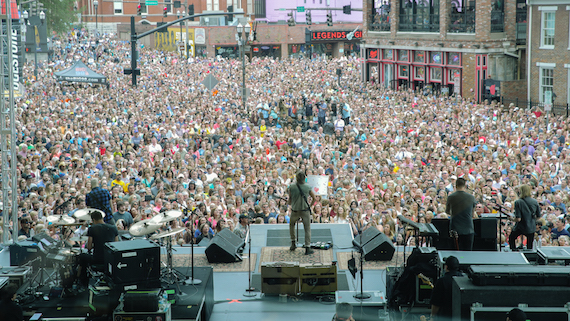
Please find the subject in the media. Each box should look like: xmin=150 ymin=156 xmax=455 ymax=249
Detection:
xmin=34 ymin=0 xmax=79 ymax=35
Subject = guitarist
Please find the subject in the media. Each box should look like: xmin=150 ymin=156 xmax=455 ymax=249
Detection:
xmin=445 ymin=178 xmax=476 ymax=250
xmin=430 ymin=256 xmax=462 ymax=321
xmin=288 ymin=171 xmax=317 ymax=255
xmin=509 ymin=184 xmax=540 ymax=250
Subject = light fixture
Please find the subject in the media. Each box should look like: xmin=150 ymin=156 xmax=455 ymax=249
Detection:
xmin=39 ymin=10 xmax=45 ymax=24
xmin=237 ymin=23 xmax=243 ymax=34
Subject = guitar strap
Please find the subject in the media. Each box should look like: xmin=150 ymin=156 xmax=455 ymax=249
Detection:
xmin=296 ymin=183 xmax=312 ymax=215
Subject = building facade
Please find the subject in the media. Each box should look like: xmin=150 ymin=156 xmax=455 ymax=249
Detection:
xmin=362 ymin=0 xmax=528 ymax=102
xmin=527 ymin=0 xmax=570 ymax=107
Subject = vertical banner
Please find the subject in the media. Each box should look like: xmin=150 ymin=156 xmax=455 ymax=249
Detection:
xmin=187 ymin=28 xmax=195 ymax=57
xmin=1 ymin=18 xmax=23 ymax=93
xmin=306 ymin=175 xmax=329 ymax=196
xmin=194 ymin=28 xmax=205 ymax=44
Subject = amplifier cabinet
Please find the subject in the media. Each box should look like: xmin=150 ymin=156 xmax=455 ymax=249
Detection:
xmin=299 ymin=263 xmax=337 ymax=293
xmin=261 ymin=262 xmax=299 ymax=295
xmin=538 ymin=247 xmax=570 ymax=266
xmin=0 ymin=266 xmax=31 ymax=287
xmin=104 ymin=240 xmax=160 ymax=285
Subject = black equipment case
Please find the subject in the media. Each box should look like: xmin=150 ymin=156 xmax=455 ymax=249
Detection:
xmin=469 ymin=264 xmax=570 ymax=286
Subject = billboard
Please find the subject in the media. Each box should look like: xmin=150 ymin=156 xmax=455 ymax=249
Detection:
xmin=154 ymin=27 xmax=195 ymax=57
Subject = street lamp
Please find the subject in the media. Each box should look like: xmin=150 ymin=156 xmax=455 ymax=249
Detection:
xmin=177 ymin=10 xmax=183 ymax=58
xmin=93 ymin=0 xmax=99 ymax=34
xmin=237 ymin=22 xmax=251 ymax=113
xmin=23 ymin=10 xmax=44 ymax=78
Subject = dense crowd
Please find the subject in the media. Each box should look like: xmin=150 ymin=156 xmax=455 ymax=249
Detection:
xmin=8 ymin=30 xmax=570 ymax=250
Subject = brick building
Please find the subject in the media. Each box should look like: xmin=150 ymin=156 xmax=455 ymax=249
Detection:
xmin=361 ymin=0 xmax=528 ymax=102
xmin=526 ymin=0 xmax=570 ymax=107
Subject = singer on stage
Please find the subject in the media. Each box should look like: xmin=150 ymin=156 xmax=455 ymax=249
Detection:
xmin=510 ymin=184 xmax=540 ymax=250
xmin=288 ymin=171 xmax=316 ymax=255
xmin=445 ymin=177 xmax=476 ymax=251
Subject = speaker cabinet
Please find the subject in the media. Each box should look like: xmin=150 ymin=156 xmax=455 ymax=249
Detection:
xmin=205 ymin=228 xmax=244 ymax=263
xmin=352 ymin=228 xmax=381 ymax=249
xmin=361 ymin=233 xmax=395 ymax=261
xmin=261 ymin=262 xmax=300 ymax=295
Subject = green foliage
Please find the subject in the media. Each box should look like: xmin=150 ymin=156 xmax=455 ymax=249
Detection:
xmin=34 ymin=0 xmax=79 ymax=34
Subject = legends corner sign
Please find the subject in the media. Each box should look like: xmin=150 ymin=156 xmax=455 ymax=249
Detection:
xmin=311 ymin=30 xmax=362 ymax=41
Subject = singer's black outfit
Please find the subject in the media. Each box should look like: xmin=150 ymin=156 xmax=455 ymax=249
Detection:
xmin=446 ymin=190 xmax=476 ymax=250
xmin=509 ymin=196 xmax=540 ymax=250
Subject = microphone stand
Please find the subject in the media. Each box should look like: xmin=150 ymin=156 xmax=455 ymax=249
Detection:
xmin=176 ymin=203 xmax=201 ymax=285
xmin=354 ymin=228 xmax=371 ymax=300
xmin=243 ymin=220 xmax=256 ymax=297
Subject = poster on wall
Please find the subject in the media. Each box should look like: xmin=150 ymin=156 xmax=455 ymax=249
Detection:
xmin=306 ymin=175 xmax=329 ymax=196
xmin=195 ymin=28 xmax=206 ymax=44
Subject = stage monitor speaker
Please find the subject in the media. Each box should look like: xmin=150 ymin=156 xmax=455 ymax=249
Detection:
xmin=261 ymin=262 xmax=300 ymax=295
xmin=431 ymin=218 xmax=454 ymax=250
xmin=362 ymin=233 xmax=395 ymax=261
xmin=352 ymin=227 xmax=381 ymax=249
xmin=205 ymin=228 xmax=244 ymax=263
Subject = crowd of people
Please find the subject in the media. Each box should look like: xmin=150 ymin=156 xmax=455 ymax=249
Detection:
xmin=8 ymin=29 xmax=570 ymax=251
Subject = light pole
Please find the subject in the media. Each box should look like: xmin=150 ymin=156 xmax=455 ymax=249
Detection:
xmin=237 ymin=22 xmax=250 ymax=113
xmin=93 ymin=0 xmax=99 ymax=34
xmin=177 ymin=10 xmax=183 ymax=58
xmin=23 ymin=10 xmax=44 ymax=78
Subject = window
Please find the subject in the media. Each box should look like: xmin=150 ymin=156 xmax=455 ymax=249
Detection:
xmin=214 ymin=0 xmax=219 ymax=11
xmin=540 ymin=67 xmax=554 ymax=103
xmin=399 ymin=65 xmax=409 ymax=78
xmin=414 ymin=66 xmax=425 ymax=80
xmin=398 ymin=50 xmax=409 ymax=62
xmin=370 ymin=0 xmax=391 ymax=31
xmin=113 ymin=1 xmax=123 ymax=14
xmin=491 ymin=0 xmax=504 ymax=32
xmin=447 ymin=52 xmax=461 ymax=66
xmin=430 ymin=68 xmax=442 ymax=81
xmin=430 ymin=52 xmax=442 ymax=64
xmin=399 ymin=0 xmax=440 ymax=32
xmin=567 ymin=65 xmax=570 ymax=104
xmin=254 ymin=0 xmax=266 ymax=18
xmin=414 ymin=50 xmax=425 ymax=63
xmin=449 ymin=0 xmax=476 ymax=33
xmin=541 ymin=11 xmax=555 ymax=48
xmin=139 ymin=1 xmax=147 ymax=14
xmin=448 ymin=69 xmax=461 ymax=83
xmin=384 ymin=49 xmax=393 ymax=60
xmin=165 ymin=0 xmax=172 ymax=12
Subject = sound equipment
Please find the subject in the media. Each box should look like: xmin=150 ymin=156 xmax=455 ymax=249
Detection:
xmin=431 ymin=218 xmax=453 ymax=250
xmin=32 ymin=233 xmax=57 ymax=250
xmin=299 ymin=263 xmax=337 ymax=293
xmin=123 ymin=289 xmax=162 ymax=312
xmin=406 ymin=247 xmax=437 ymax=268
xmin=323 ymin=122 xmax=335 ymax=135
xmin=113 ymin=301 xmax=171 ymax=321
xmin=418 ymin=223 xmax=439 ymax=237
xmin=437 ymin=251 xmax=529 ymax=275
xmin=361 ymin=233 xmax=395 ymax=261
xmin=261 ymin=262 xmax=300 ymax=295
xmin=0 ymin=277 xmax=8 ymax=292
xmin=104 ymin=239 xmax=160 ymax=285
xmin=352 ymin=227 xmax=380 ymax=248
xmin=205 ymin=228 xmax=244 ymax=263
xmin=453 ymin=275 xmax=570 ymax=321
xmin=469 ymin=265 xmax=570 ymax=286
xmin=475 ymin=217 xmax=497 ymax=239
xmin=0 ymin=266 xmax=31 ymax=287
xmin=538 ymin=247 xmax=570 ymax=265
xmin=9 ymin=240 xmax=46 ymax=266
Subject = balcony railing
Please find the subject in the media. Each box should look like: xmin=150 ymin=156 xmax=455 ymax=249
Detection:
xmin=448 ymin=7 xmax=476 ymax=33
xmin=369 ymin=13 xmax=390 ymax=31
xmin=399 ymin=14 xmax=440 ymax=32
xmin=490 ymin=11 xmax=504 ymax=33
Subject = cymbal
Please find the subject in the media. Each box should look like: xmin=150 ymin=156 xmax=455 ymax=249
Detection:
xmin=129 ymin=220 xmax=161 ymax=236
xmin=73 ymin=208 xmax=106 ymax=221
xmin=46 ymin=215 xmax=75 ymax=225
xmin=69 ymin=236 xmax=88 ymax=242
xmin=150 ymin=227 xmax=185 ymax=240
xmin=149 ymin=210 xmax=182 ymax=224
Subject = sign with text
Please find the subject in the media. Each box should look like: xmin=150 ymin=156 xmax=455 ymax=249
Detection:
xmin=311 ymin=30 xmax=362 ymax=41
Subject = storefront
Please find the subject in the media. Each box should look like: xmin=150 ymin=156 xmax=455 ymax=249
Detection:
xmin=288 ymin=44 xmax=311 ymax=58
xmin=215 ymin=46 xmax=239 ymax=59
xmin=365 ymin=48 xmax=462 ymax=95
xmin=252 ymin=45 xmax=281 ymax=58
xmin=310 ymin=30 xmax=363 ymax=58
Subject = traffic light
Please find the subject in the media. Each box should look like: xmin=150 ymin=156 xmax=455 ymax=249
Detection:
xmin=137 ymin=4 xmax=141 ymax=15
xmin=228 ymin=5 xmax=234 ymax=22
xmin=163 ymin=6 xmax=168 ymax=18
xmin=188 ymin=4 xmax=194 ymax=21
xmin=287 ymin=12 xmax=295 ymax=26
xmin=326 ymin=12 xmax=333 ymax=26
xmin=306 ymin=11 xmax=311 ymax=25
xmin=343 ymin=5 xmax=351 ymax=15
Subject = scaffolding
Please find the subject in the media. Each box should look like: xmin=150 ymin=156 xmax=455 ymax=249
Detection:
xmin=0 ymin=0 xmax=19 ymax=245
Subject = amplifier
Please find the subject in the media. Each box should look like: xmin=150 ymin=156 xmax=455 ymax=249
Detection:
xmin=123 ymin=289 xmax=162 ymax=312
xmin=538 ymin=247 xmax=570 ymax=265
xmin=299 ymin=263 xmax=337 ymax=293
xmin=114 ymin=301 xmax=171 ymax=321
xmin=0 ymin=266 xmax=31 ymax=287
xmin=9 ymin=241 xmax=46 ymax=266
xmin=104 ymin=239 xmax=160 ymax=285
xmin=261 ymin=262 xmax=299 ymax=295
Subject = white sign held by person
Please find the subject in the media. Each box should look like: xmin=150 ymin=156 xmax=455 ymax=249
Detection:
xmin=306 ymin=175 xmax=328 ymax=196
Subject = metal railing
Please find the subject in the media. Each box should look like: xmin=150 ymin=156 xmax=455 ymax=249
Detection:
xmin=399 ymin=14 xmax=439 ymax=32
xmin=369 ymin=14 xmax=390 ymax=31
xmin=448 ymin=7 xmax=476 ymax=33
xmin=501 ymin=97 xmax=570 ymax=117
xmin=490 ymin=11 xmax=504 ymax=33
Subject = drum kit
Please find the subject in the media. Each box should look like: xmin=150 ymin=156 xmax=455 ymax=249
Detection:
xmin=128 ymin=210 xmax=188 ymax=286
